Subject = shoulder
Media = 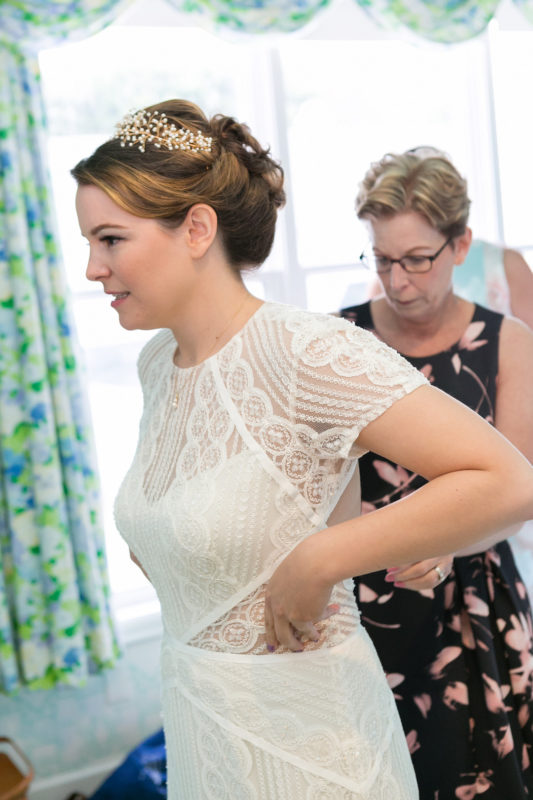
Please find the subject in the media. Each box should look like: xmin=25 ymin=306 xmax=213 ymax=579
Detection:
xmin=264 ymin=303 xmax=424 ymax=387
xmin=499 ymin=315 xmax=533 ymax=355
xmin=265 ymin=302 xmax=378 ymax=352
xmin=472 ymin=302 xmax=504 ymax=328
xmin=339 ymin=300 xmax=372 ymax=328
xmin=137 ymin=328 xmax=175 ymax=383
xmin=497 ymin=315 xmax=533 ymax=387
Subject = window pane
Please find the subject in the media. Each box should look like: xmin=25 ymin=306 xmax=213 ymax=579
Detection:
xmin=280 ymin=38 xmax=494 ymax=268
xmin=491 ymin=31 xmax=533 ymax=249
xmin=305 ymin=268 xmax=370 ymax=313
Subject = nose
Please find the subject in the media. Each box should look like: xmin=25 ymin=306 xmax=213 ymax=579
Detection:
xmin=85 ymin=248 xmax=111 ymax=283
xmin=388 ymin=261 xmax=410 ymax=292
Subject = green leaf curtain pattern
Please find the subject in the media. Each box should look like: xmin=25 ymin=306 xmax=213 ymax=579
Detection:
xmin=0 ymin=1 xmax=133 ymax=694
xmin=0 ymin=0 xmax=531 ymax=694
xmin=353 ymin=0 xmax=501 ymax=43
xmin=169 ymin=0 xmax=531 ymax=41
xmin=169 ymin=0 xmax=334 ymax=33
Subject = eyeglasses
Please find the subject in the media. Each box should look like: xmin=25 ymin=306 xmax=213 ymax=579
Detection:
xmin=360 ymin=237 xmax=453 ymax=274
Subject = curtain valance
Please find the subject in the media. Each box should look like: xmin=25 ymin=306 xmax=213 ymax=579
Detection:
xmin=0 ymin=1 xmax=133 ymax=50
xmin=2 ymin=0 xmax=532 ymax=47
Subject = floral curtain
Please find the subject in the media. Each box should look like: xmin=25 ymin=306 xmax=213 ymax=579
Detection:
xmin=169 ymin=0 xmax=533 ymax=41
xmin=0 ymin=1 xmax=133 ymax=694
xmin=353 ymin=0 xmax=501 ymax=43
xmin=170 ymin=0 xmax=333 ymax=33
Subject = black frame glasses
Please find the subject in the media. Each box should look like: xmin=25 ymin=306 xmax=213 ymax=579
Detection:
xmin=360 ymin=236 xmax=453 ymax=275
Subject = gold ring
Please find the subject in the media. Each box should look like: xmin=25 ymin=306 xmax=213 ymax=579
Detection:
xmin=434 ymin=565 xmax=445 ymax=583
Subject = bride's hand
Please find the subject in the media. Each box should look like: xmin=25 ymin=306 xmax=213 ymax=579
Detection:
xmin=263 ymin=538 xmax=337 ymax=652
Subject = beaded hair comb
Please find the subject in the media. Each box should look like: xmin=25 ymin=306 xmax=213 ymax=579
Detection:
xmin=114 ymin=109 xmax=213 ymax=154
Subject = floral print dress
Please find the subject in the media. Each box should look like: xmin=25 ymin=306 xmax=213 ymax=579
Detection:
xmin=341 ymin=301 xmax=533 ymax=800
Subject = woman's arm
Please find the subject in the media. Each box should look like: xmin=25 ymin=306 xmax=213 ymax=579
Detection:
xmin=503 ymin=248 xmax=533 ymax=329
xmin=130 ymin=549 xmax=151 ymax=583
xmin=494 ymin=316 xmax=533 ymax=462
xmin=453 ymin=316 xmax=533 ymax=555
xmin=264 ymin=384 xmax=533 ymax=650
xmin=364 ymin=315 xmax=533 ymax=578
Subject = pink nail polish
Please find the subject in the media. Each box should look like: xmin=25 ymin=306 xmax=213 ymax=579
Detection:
xmin=384 ymin=574 xmax=396 ymax=582
xmin=394 ymin=582 xmax=405 ymax=588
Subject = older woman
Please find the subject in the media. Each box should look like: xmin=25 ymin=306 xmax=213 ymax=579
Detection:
xmin=340 ymin=150 xmax=533 ymax=799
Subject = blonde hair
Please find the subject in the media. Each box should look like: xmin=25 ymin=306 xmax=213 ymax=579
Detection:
xmin=356 ymin=147 xmax=470 ymax=239
xmin=72 ymin=99 xmax=286 ymax=271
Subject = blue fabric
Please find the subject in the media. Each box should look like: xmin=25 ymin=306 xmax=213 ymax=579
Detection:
xmin=90 ymin=729 xmax=167 ymax=799
xmin=453 ymin=240 xmax=488 ymax=305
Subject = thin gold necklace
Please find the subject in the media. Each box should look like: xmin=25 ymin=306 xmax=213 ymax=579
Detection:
xmin=172 ymin=292 xmax=251 ymax=409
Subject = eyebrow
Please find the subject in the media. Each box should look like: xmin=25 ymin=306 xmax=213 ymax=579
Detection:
xmin=89 ymin=223 xmax=128 ymax=236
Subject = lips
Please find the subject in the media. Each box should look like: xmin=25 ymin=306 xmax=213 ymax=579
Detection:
xmin=108 ymin=291 xmax=130 ymax=309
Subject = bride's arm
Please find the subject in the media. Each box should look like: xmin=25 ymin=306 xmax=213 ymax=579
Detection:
xmin=381 ymin=315 xmax=533 ymax=584
xmin=264 ymin=384 xmax=533 ymax=651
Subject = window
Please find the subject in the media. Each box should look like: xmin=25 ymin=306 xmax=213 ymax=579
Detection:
xmin=490 ymin=28 xmax=533 ymax=263
xmin=39 ymin=3 xmax=533 ymax=608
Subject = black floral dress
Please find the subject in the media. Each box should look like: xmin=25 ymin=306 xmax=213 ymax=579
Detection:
xmin=341 ymin=301 xmax=533 ymax=800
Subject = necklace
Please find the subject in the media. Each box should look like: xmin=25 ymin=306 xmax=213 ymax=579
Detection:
xmin=172 ymin=292 xmax=251 ymax=409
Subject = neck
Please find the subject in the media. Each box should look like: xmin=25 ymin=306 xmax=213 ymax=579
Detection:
xmin=385 ymin=291 xmax=460 ymax=338
xmin=171 ymin=273 xmax=260 ymax=368
xmin=372 ymin=292 xmax=474 ymax=357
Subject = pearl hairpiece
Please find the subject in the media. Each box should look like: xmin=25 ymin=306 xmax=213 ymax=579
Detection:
xmin=114 ymin=109 xmax=213 ymax=154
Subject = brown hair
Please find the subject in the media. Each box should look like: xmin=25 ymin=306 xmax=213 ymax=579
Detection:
xmin=71 ymin=99 xmax=286 ymax=271
xmin=356 ymin=147 xmax=470 ymax=239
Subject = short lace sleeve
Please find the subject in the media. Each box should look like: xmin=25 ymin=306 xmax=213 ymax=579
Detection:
xmin=286 ymin=310 xmax=427 ymax=459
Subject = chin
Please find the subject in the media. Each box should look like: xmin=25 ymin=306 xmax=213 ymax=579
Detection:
xmin=118 ymin=318 xmax=156 ymax=331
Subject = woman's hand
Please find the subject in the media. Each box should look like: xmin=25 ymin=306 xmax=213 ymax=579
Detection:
xmin=385 ymin=554 xmax=454 ymax=592
xmin=264 ymin=538 xmax=337 ymax=652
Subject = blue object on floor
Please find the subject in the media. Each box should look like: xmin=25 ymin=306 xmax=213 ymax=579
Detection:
xmin=89 ymin=729 xmax=167 ymax=799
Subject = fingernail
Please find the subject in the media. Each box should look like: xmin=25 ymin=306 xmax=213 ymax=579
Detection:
xmin=394 ymin=582 xmax=405 ymax=588
xmin=266 ymin=644 xmax=275 ymax=652
xmin=329 ymin=603 xmax=340 ymax=612
xmin=387 ymin=567 xmax=399 ymax=573
xmin=384 ymin=574 xmax=396 ymax=582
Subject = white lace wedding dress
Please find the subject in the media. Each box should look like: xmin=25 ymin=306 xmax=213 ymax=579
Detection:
xmin=115 ymin=302 xmax=425 ymax=799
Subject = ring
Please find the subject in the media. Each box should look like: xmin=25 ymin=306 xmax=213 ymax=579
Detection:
xmin=434 ymin=565 xmax=445 ymax=583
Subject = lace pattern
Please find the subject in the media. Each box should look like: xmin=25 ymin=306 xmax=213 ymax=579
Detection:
xmin=161 ymin=626 xmax=418 ymax=797
xmin=114 ymin=302 xmax=425 ymax=798
xmin=189 ymin=581 xmax=358 ymax=655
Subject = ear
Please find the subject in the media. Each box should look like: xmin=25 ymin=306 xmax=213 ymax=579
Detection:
xmin=453 ymin=226 xmax=473 ymax=266
xmin=182 ymin=203 xmax=218 ymax=259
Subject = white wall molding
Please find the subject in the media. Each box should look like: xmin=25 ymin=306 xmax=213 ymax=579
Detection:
xmin=29 ymin=755 xmax=122 ymax=800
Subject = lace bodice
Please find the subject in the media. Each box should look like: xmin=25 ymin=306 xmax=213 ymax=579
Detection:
xmin=115 ymin=302 xmax=426 ymax=653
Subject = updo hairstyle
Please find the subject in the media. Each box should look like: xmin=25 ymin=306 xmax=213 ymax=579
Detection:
xmin=356 ymin=147 xmax=470 ymax=240
xmin=71 ymin=99 xmax=286 ymax=271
